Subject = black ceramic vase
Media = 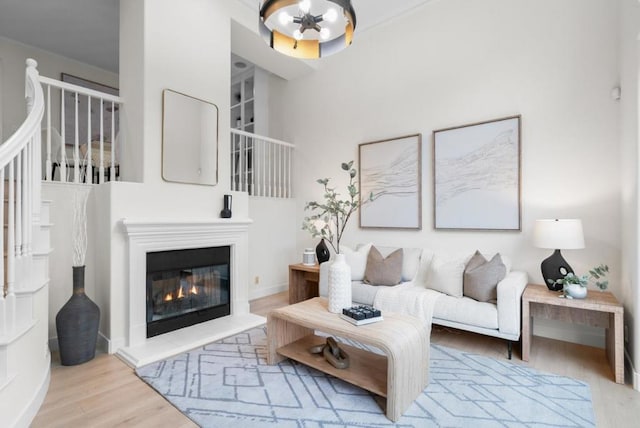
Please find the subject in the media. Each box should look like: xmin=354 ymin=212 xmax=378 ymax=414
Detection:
xmin=316 ymin=239 xmax=330 ymax=264
xmin=541 ymin=249 xmax=574 ymax=291
xmin=56 ymin=266 xmax=100 ymax=366
xmin=220 ymin=194 xmax=232 ymax=218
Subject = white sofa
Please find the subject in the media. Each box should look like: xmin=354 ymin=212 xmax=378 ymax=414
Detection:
xmin=319 ymin=245 xmax=528 ymax=358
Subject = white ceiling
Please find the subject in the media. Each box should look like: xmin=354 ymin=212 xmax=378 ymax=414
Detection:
xmin=0 ymin=0 xmax=430 ymax=74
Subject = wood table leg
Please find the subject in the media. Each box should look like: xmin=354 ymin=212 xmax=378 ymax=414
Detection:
xmin=606 ymin=312 xmax=625 ymax=384
xmin=383 ymin=323 xmax=430 ymax=422
xmin=522 ymin=299 xmax=531 ymax=361
xmin=266 ymin=314 xmax=313 ymax=365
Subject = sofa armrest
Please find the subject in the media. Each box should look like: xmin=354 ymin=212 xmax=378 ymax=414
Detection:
xmin=496 ymin=270 xmax=528 ymax=337
xmin=319 ymin=262 xmax=330 ymax=298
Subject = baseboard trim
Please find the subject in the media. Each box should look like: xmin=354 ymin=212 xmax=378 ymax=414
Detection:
xmin=109 ymin=337 xmax=126 ymax=354
xmin=249 ymin=283 xmax=287 ymax=301
xmin=49 ymin=331 xmax=109 ymax=354
xmin=97 ymin=332 xmax=109 ymax=353
xmin=625 ymin=347 xmax=639 ymax=390
xmin=48 ymin=336 xmax=57 ymax=352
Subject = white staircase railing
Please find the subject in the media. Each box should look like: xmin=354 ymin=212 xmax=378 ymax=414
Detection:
xmin=230 ymin=128 xmax=294 ymax=198
xmin=39 ymin=75 xmax=123 ymax=184
xmin=0 ymin=58 xmax=44 ymax=334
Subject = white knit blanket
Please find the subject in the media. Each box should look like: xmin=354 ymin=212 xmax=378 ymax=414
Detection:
xmin=373 ymin=282 xmax=441 ymax=333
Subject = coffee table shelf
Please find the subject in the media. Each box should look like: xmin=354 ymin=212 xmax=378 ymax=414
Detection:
xmin=276 ymin=334 xmax=388 ymax=397
xmin=267 ymin=297 xmax=429 ymax=421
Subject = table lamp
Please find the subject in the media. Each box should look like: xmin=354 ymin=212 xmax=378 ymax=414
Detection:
xmin=533 ymin=219 xmax=585 ymax=290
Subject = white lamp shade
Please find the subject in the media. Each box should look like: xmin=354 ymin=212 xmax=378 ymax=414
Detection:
xmin=533 ymin=219 xmax=585 ymax=250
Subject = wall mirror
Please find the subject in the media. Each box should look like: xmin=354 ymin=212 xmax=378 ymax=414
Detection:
xmin=162 ymin=89 xmax=219 ymax=185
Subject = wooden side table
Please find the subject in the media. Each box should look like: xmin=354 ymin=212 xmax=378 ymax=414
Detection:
xmin=288 ymin=263 xmax=320 ymax=304
xmin=522 ymin=283 xmax=624 ymax=384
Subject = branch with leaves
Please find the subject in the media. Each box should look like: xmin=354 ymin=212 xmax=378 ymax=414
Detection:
xmin=302 ymin=161 xmax=369 ymax=254
xmin=548 ymin=264 xmax=610 ymax=291
xmin=72 ymin=188 xmax=90 ymax=267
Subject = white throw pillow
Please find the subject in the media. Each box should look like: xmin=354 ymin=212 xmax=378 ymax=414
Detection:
xmin=425 ymin=254 xmax=466 ymax=297
xmin=341 ymin=243 xmax=372 ymax=281
xmin=413 ymin=249 xmax=435 ymax=287
xmin=374 ymin=246 xmax=423 ymax=281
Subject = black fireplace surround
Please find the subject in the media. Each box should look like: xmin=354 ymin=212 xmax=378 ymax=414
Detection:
xmin=146 ymin=246 xmax=231 ymax=338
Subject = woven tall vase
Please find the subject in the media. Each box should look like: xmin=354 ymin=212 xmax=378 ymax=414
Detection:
xmin=328 ymin=254 xmax=352 ymax=313
xmin=56 ymin=266 xmax=100 ymax=366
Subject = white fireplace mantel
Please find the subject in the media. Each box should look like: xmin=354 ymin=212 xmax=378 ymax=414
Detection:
xmin=117 ymin=217 xmax=265 ymax=367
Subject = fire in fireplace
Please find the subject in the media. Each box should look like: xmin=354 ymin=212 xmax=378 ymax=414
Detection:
xmin=146 ymin=246 xmax=230 ymax=337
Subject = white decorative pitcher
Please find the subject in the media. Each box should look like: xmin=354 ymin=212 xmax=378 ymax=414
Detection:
xmin=328 ymin=253 xmax=352 ymax=313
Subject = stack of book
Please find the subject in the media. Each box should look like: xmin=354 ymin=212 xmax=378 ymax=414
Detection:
xmin=339 ymin=305 xmax=383 ymax=326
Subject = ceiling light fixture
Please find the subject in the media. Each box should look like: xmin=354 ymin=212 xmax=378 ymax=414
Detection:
xmin=259 ymin=0 xmax=357 ymax=59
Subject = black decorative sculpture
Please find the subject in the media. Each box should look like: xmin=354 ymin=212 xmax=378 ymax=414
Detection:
xmin=220 ymin=194 xmax=232 ymax=218
xmin=533 ymin=219 xmax=585 ymax=291
xmin=315 ymin=239 xmax=330 ymax=264
xmin=541 ymin=250 xmax=574 ymax=291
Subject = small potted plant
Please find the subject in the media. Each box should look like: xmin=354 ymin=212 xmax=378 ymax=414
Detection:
xmin=548 ymin=264 xmax=609 ymax=299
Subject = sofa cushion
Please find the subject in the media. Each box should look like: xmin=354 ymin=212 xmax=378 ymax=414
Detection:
xmin=425 ymin=254 xmax=466 ymax=297
xmin=364 ymin=246 xmax=403 ymax=286
xmin=342 ymin=243 xmax=372 ymax=281
xmin=434 ymin=294 xmax=499 ymax=330
xmin=351 ymin=281 xmax=379 ymax=306
xmin=373 ymin=246 xmax=423 ymax=282
xmin=464 ymin=251 xmax=506 ymax=302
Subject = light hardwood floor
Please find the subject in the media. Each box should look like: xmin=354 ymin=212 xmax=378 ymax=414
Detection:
xmin=32 ymin=292 xmax=640 ymax=427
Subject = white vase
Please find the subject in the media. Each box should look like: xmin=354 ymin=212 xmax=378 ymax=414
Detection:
xmin=565 ymin=284 xmax=588 ymax=299
xmin=328 ymin=253 xmax=352 ymax=313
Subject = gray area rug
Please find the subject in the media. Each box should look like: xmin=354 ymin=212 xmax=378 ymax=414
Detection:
xmin=136 ymin=326 xmax=595 ymax=427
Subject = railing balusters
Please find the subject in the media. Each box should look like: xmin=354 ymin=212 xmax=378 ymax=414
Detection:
xmin=231 ymin=135 xmax=236 ymax=191
xmin=7 ymin=160 xmax=15 ymax=297
xmin=45 ymin=85 xmax=52 ymax=181
xmin=26 ymin=138 xmax=32 ymax=257
xmin=268 ymin=142 xmax=272 ymax=197
xmin=15 ymin=153 xmax=22 ymax=259
xmin=111 ymin=101 xmax=116 ymax=181
xmin=60 ymin=89 xmax=67 ymax=182
xmin=36 ymin=76 xmax=122 ymax=184
xmin=74 ymin=92 xmax=80 ymax=183
xmin=0 ymin=167 xmax=5 ymax=297
xmin=228 ymin=129 xmax=294 ymax=199
xmin=287 ymin=146 xmax=292 ymax=197
xmin=99 ymin=99 xmax=105 ymax=183
xmin=250 ymin=137 xmax=255 ymax=195
xmin=87 ymin=95 xmax=92 ymax=183
xmin=0 ymin=58 xmax=44 ymax=333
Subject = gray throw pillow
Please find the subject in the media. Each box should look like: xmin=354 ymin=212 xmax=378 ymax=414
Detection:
xmin=463 ymin=251 xmax=506 ymax=302
xmin=363 ymin=246 xmax=403 ymax=286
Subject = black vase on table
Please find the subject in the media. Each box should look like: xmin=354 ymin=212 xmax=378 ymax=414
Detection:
xmin=56 ymin=266 xmax=100 ymax=366
xmin=541 ymin=249 xmax=574 ymax=291
xmin=316 ymin=239 xmax=330 ymax=264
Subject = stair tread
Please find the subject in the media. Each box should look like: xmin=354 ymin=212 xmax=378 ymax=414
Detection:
xmin=0 ymin=320 xmax=37 ymax=347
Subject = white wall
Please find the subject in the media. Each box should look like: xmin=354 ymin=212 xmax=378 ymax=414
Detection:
xmin=270 ymin=0 xmax=622 ymax=346
xmin=41 ymin=183 xmax=99 ymax=348
xmin=0 ymin=37 xmax=118 ymax=348
xmin=248 ymin=197 xmax=297 ymax=299
xmin=620 ymin=0 xmax=640 ymax=388
xmin=0 ymin=36 xmax=118 ymax=139
xmin=98 ymin=0 xmax=252 ymax=350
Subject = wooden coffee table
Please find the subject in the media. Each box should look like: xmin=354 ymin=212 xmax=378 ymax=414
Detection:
xmin=267 ymin=297 xmax=430 ymax=422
